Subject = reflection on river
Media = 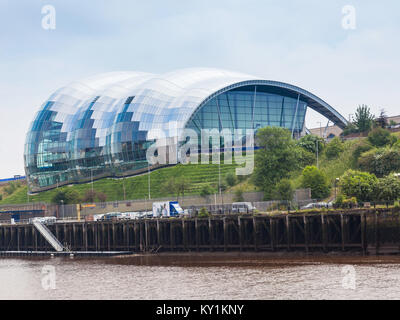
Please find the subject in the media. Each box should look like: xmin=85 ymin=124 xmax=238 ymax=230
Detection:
xmin=1 ymin=253 xmax=400 ymax=300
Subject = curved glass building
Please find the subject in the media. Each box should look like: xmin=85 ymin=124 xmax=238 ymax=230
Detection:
xmin=24 ymin=68 xmax=347 ymax=193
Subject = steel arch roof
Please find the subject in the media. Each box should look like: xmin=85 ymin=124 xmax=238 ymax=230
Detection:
xmin=39 ymin=67 xmax=347 ymax=143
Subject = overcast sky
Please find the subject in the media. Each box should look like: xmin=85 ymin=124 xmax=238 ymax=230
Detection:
xmin=0 ymin=0 xmax=399 ymax=178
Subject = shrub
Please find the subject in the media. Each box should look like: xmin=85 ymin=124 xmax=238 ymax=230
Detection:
xmin=296 ymin=135 xmax=325 ymax=154
xmin=325 ymin=137 xmax=344 ymax=160
xmin=352 ymin=140 xmax=373 ymax=163
xmin=375 ymin=174 xmax=400 ymax=202
xmin=368 ymin=128 xmax=393 ymax=147
xmin=82 ymin=190 xmax=97 ymax=203
xmin=341 ymin=197 xmax=358 ymax=209
xmin=234 ymin=188 xmax=244 ymax=202
xmin=198 ymin=207 xmax=210 ymax=218
xmin=274 ymin=179 xmax=294 ymax=201
xmin=339 ymin=170 xmax=378 ymax=202
xmin=358 ymin=148 xmax=400 ymax=177
xmin=200 ymin=184 xmax=214 ymax=198
xmin=4 ymin=182 xmax=18 ymax=195
xmin=301 ymin=166 xmax=331 ymax=199
xmin=225 ymin=172 xmax=237 ymax=187
xmin=51 ymin=189 xmax=81 ymax=204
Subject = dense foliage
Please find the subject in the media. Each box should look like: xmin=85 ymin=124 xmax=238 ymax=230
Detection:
xmin=358 ymin=148 xmax=400 ymax=177
xmin=252 ymin=127 xmax=311 ymax=199
xmin=339 ymin=170 xmax=378 ymax=202
xmin=325 ymin=137 xmax=344 ymax=160
xmin=296 ymin=134 xmax=324 ymax=154
xmin=300 ymin=166 xmax=331 ymax=199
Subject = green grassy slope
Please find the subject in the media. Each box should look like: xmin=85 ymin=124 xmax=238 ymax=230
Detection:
xmin=0 ymin=163 xmax=243 ymax=205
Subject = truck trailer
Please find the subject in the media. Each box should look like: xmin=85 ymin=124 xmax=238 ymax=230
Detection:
xmin=152 ymin=201 xmax=184 ymax=217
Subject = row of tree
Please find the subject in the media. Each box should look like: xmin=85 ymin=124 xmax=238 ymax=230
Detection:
xmin=343 ymin=105 xmax=397 ymax=136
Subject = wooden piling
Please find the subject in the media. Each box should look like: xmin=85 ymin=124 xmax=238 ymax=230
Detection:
xmin=321 ymin=213 xmax=327 ymax=252
xmin=253 ymin=217 xmax=258 ymax=251
xmin=285 ymin=215 xmax=291 ymax=251
xmin=303 ymin=214 xmax=309 ymax=253
xmin=238 ymin=216 xmax=243 ymax=252
xmin=208 ymin=218 xmax=214 ymax=251
xmin=223 ymin=217 xmax=228 ymax=252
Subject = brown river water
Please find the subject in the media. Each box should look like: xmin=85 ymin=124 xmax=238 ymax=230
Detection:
xmin=1 ymin=252 xmax=400 ymax=300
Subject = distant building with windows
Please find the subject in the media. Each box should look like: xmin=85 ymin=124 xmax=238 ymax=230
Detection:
xmin=309 ymin=115 xmax=400 ymax=140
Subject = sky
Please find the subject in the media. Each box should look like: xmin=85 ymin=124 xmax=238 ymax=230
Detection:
xmin=0 ymin=0 xmax=399 ymax=178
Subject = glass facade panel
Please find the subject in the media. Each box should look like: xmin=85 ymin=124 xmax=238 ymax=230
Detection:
xmin=24 ymin=68 xmax=342 ymax=193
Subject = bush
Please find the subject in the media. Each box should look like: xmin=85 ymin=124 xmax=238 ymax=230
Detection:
xmin=198 ymin=207 xmax=210 ymax=218
xmin=339 ymin=170 xmax=378 ymax=202
xmin=368 ymin=128 xmax=393 ymax=147
xmin=51 ymin=189 xmax=81 ymax=204
xmin=200 ymin=184 xmax=215 ymax=198
xmin=352 ymin=140 xmax=373 ymax=163
xmin=296 ymin=135 xmax=325 ymax=154
xmin=4 ymin=182 xmax=18 ymax=196
xmin=358 ymin=148 xmax=400 ymax=177
xmin=274 ymin=179 xmax=294 ymax=201
xmin=301 ymin=166 xmax=331 ymax=199
xmin=325 ymin=137 xmax=344 ymax=160
xmin=0 ymin=194 xmax=2 ymax=201
xmin=234 ymin=188 xmax=244 ymax=202
xmin=375 ymin=174 xmax=400 ymax=202
xmin=341 ymin=197 xmax=358 ymax=209
xmin=225 ymin=172 xmax=237 ymax=187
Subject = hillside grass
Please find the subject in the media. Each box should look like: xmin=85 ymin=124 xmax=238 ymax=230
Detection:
xmin=0 ymin=162 xmax=246 ymax=205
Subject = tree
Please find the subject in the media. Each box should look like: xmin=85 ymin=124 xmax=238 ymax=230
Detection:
xmin=296 ymin=134 xmax=325 ymax=154
xmin=274 ymin=179 xmax=294 ymax=201
xmin=376 ymin=174 xmax=400 ymax=202
xmin=301 ymin=166 xmax=331 ymax=199
xmin=175 ymin=176 xmax=191 ymax=199
xmin=354 ymin=104 xmax=375 ymax=133
xmin=252 ymin=127 xmax=299 ymax=199
xmin=163 ymin=176 xmax=191 ymax=200
xmin=225 ymin=172 xmax=237 ymax=187
xmin=324 ymin=137 xmax=344 ymax=160
xmin=376 ymin=109 xmax=388 ymax=128
xmin=51 ymin=189 xmax=81 ymax=204
xmin=342 ymin=123 xmax=358 ymax=136
xmin=200 ymin=184 xmax=215 ymax=198
xmin=367 ymin=128 xmax=392 ymax=147
xmin=234 ymin=187 xmax=245 ymax=202
xmin=339 ymin=170 xmax=378 ymax=202
xmin=82 ymin=190 xmax=97 ymax=203
xmin=358 ymin=148 xmax=400 ymax=177
xmin=97 ymin=192 xmax=107 ymax=202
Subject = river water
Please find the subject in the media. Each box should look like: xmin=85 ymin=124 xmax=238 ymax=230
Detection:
xmin=1 ymin=253 xmax=400 ymax=300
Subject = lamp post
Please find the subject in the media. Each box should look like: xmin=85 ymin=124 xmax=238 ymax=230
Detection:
xmin=335 ymin=177 xmax=340 ymax=202
xmin=90 ymin=168 xmax=94 ymax=193
xmin=60 ymin=199 xmax=64 ymax=220
xmin=148 ymin=162 xmax=151 ymax=200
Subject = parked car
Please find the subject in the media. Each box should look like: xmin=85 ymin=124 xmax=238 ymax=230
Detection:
xmin=300 ymin=202 xmax=331 ymax=210
xmin=232 ymin=202 xmax=255 ymax=214
xmin=99 ymin=212 xmax=122 ymax=221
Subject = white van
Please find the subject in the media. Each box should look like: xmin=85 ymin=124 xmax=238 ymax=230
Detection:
xmin=232 ymin=202 xmax=255 ymax=214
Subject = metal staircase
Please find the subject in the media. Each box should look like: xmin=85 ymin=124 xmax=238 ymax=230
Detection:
xmin=33 ymin=221 xmax=64 ymax=252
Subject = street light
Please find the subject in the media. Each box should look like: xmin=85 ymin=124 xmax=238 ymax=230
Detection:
xmin=334 ymin=178 xmax=340 ymax=201
xmin=60 ymin=199 xmax=64 ymax=220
